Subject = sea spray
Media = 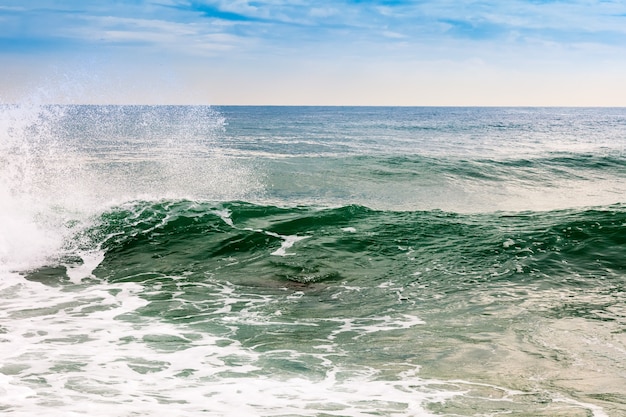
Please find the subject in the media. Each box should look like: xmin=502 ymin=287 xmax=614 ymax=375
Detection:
xmin=0 ymin=103 xmax=261 ymax=274
xmin=0 ymin=104 xmax=76 ymax=272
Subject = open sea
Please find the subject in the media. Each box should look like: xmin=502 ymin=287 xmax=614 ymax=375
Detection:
xmin=1 ymin=104 xmax=625 ymax=416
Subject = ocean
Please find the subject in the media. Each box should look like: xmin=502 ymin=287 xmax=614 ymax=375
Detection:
xmin=0 ymin=105 xmax=625 ymax=416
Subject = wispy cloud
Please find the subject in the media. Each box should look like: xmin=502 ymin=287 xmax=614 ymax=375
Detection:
xmin=2 ymin=0 xmax=626 ymax=104
xmin=68 ymin=15 xmax=248 ymax=54
xmin=3 ymin=0 xmax=626 ymax=56
xmin=0 ymin=1 xmax=252 ymax=55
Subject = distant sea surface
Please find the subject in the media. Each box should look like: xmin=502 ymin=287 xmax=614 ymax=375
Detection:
xmin=1 ymin=105 xmax=625 ymax=416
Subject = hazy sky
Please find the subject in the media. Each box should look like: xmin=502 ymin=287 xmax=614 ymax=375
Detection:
xmin=2 ymin=0 xmax=626 ymax=105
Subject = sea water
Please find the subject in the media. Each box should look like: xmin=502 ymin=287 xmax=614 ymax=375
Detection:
xmin=0 ymin=104 xmax=625 ymax=416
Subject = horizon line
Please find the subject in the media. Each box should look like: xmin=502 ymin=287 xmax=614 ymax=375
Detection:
xmin=2 ymin=103 xmax=626 ymax=108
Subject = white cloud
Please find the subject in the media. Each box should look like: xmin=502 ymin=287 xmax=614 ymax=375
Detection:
xmin=382 ymin=31 xmax=406 ymax=39
xmin=309 ymin=7 xmax=337 ymax=18
xmin=64 ymin=15 xmax=249 ymax=55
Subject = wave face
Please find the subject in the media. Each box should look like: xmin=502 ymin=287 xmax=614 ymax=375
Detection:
xmin=89 ymin=200 xmax=626 ymax=287
xmin=1 ymin=105 xmax=625 ymax=416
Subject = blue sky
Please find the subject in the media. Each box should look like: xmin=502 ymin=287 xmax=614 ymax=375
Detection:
xmin=1 ymin=0 xmax=626 ymax=104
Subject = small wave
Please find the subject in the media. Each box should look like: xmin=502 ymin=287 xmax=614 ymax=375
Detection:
xmin=27 ymin=200 xmax=619 ymax=292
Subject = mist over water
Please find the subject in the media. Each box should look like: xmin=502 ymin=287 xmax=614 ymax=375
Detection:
xmin=0 ymin=103 xmax=263 ymax=272
xmin=0 ymin=102 xmax=625 ymax=416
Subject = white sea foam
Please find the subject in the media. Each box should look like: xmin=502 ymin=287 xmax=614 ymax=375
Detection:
xmin=0 ymin=270 xmax=459 ymax=417
xmin=0 ymin=196 xmax=61 ymax=273
xmin=64 ymin=250 xmax=106 ymax=284
xmin=1 ymin=272 xmax=610 ymax=416
xmin=327 ymin=314 xmax=426 ymax=340
xmin=269 ymin=233 xmax=310 ymax=256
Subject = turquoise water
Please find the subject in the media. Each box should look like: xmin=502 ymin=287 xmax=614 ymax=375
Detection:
xmin=1 ymin=105 xmax=625 ymax=416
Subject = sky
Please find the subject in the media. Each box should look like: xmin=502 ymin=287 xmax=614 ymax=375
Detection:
xmin=1 ymin=0 xmax=626 ymax=105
